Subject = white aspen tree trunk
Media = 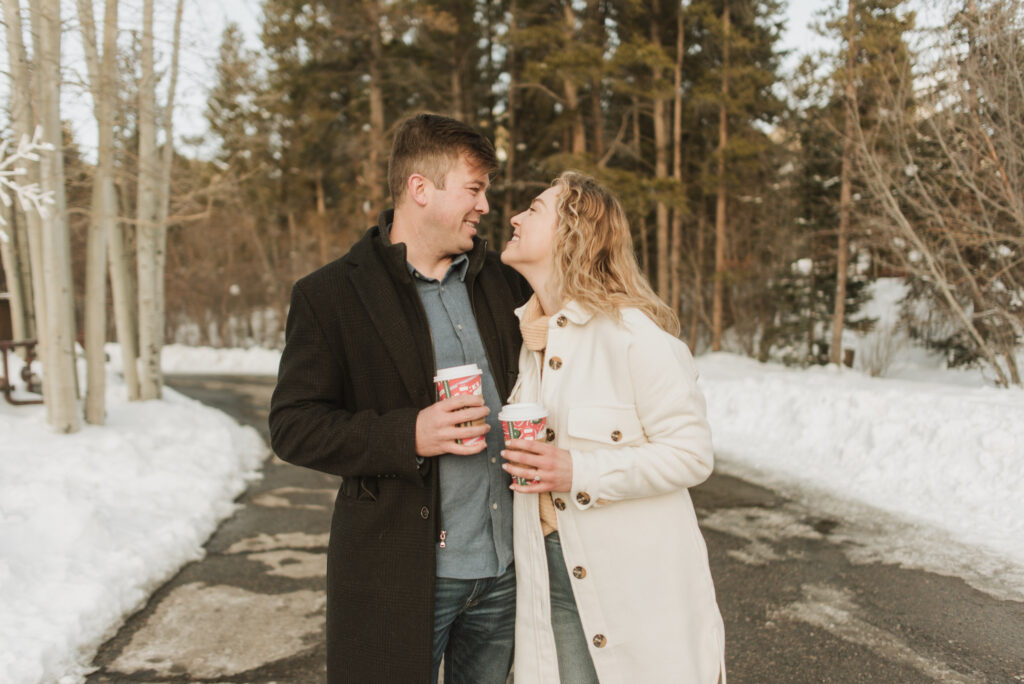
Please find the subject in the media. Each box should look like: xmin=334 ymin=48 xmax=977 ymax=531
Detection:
xmin=712 ymin=3 xmax=730 ymax=352
xmin=31 ymin=0 xmax=81 ymax=432
xmin=0 ymin=209 xmax=30 ymax=342
xmin=76 ymin=0 xmax=119 ymax=423
xmin=99 ymin=0 xmax=138 ymax=400
xmin=152 ymin=0 xmax=184 ymax=394
xmin=831 ymin=0 xmax=855 ymax=366
xmin=136 ymin=0 xmax=161 ymax=400
xmin=3 ymin=0 xmax=47 ymax=374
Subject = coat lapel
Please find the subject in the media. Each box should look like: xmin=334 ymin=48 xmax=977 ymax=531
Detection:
xmin=347 ymin=230 xmax=432 ymax=405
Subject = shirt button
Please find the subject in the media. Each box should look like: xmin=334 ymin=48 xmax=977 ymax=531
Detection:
xmin=576 ymin=491 xmax=591 ymax=506
xmin=420 ymin=506 xmax=430 ymax=519
xmin=554 ymin=498 xmax=566 ymax=510
xmin=572 ymin=566 xmax=587 ymax=579
xmin=546 ymin=429 xmax=556 ymax=442
xmin=592 ymin=634 xmax=607 ymax=648
xmin=548 ymin=356 xmax=563 ymax=370
xmin=611 ymin=430 xmax=622 ymax=442
xmin=492 ymin=502 xmax=498 ymax=510
xmin=556 ymin=315 xmax=568 ymax=327
xmin=457 ymin=324 xmax=463 ymax=330
xmin=491 ymin=457 xmax=497 ymax=463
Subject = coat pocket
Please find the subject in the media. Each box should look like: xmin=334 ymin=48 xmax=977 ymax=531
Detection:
xmin=339 ymin=476 xmax=379 ymax=503
xmin=566 ymin=405 xmax=645 ymax=446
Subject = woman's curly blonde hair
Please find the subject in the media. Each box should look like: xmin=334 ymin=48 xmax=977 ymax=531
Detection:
xmin=550 ymin=171 xmax=680 ymax=336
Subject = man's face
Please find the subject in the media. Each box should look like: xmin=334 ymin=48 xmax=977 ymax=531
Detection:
xmin=425 ymin=154 xmax=491 ymax=256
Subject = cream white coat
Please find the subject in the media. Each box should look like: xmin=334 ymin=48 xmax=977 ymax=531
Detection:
xmin=509 ymin=301 xmax=725 ymax=683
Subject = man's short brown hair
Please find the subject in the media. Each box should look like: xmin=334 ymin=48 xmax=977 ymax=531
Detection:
xmin=387 ymin=113 xmax=498 ymax=205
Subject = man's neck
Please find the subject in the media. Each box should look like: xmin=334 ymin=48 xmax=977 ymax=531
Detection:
xmin=389 ymin=212 xmax=456 ymax=281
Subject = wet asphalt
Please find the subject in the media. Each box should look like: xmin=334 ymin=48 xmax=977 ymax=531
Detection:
xmin=84 ymin=374 xmax=1024 ymax=683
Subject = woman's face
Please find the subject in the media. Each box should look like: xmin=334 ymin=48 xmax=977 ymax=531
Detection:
xmin=502 ymin=184 xmax=561 ymax=275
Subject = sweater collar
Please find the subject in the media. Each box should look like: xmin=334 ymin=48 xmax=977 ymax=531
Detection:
xmin=513 ymin=298 xmax=594 ymax=326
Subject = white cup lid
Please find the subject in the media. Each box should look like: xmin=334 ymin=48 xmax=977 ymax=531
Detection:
xmin=498 ymin=402 xmax=548 ymax=422
xmin=434 ymin=364 xmax=483 ymax=382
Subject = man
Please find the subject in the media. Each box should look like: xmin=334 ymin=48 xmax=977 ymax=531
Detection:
xmin=269 ymin=113 xmax=528 ymax=683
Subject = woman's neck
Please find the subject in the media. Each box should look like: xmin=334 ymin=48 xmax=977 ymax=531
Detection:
xmin=524 ymin=273 xmax=562 ymax=317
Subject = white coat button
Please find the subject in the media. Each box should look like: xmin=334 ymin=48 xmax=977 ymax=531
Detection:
xmin=592 ymin=634 xmax=607 ymax=648
xmin=572 ymin=566 xmax=587 ymax=579
xmin=611 ymin=430 xmax=622 ymax=442
xmin=576 ymin=491 xmax=591 ymax=506
xmin=556 ymin=315 xmax=568 ymax=327
xmin=548 ymin=356 xmax=563 ymax=370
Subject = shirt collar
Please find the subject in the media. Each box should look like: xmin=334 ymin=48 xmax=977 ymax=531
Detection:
xmin=408 ymin=252 xmax=470 ymax=283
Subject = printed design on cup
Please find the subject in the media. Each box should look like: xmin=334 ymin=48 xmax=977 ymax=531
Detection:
xmin=499 ymin=403 xmax=549 ymax=486
xmin=434 ymin=364 xmax=486 ymax=447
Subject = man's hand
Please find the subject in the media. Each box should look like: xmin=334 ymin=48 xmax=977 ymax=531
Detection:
xmin=416 ymin=395 xmax=491 ymax=457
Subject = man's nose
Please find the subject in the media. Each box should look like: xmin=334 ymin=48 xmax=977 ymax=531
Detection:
xmin=476 ymin=193 xmax=489 ymax=214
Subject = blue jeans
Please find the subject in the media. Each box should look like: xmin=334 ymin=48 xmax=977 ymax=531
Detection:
xmin=546 ymin=532 xmax=599 ymax=684
xmin=432 ymin=565 xmax=515 ymax=684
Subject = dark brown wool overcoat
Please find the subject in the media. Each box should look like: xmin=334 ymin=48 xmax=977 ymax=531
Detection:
xmin=269 ymin=212 xmax=528 ymax=683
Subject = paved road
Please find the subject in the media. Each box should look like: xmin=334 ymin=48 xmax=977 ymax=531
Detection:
xmin=87 ymin=374 xmax=1024 ymax=683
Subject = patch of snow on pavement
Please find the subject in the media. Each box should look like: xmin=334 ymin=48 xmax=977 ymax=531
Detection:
xmin=0 ymin=363 xmax=267 ymax=684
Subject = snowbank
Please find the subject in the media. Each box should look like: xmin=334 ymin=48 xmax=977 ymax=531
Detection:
xmin=0 ymin=364 xmax=267 ymax=684
xmin=105 ymin=343 xmax=283 ymax=376
xmin=698 ymin=352 xmax=1024 ymax=570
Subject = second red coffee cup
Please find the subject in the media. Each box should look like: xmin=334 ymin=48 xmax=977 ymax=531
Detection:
xmin=499 ymin=402 xmax=549 ymax=485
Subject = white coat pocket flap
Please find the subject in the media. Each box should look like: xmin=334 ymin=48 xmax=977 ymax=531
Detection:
xmin=567 ymin=405 xmax=645 ymax=445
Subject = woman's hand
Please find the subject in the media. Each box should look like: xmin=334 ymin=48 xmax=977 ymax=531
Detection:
xmin=502 ymin=439 xmax=573 ymax=493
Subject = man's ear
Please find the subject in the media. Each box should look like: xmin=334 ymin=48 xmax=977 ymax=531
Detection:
xmin=407 ymin=173 xmax=430 ymax=207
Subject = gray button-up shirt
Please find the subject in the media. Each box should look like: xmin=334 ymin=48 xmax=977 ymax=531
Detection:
xmin=409 ymin=254 xmax=513 ymax=579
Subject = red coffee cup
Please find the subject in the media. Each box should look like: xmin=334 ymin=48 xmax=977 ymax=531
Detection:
xmin=499 ymin=402 xmax=549 ymax=485
xmin=434 ymin=364 xmax=486 ymax=447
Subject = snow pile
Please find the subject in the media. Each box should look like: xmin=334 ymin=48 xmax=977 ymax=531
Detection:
xmin=697 ymin=353 xmax=1024 ymax=568
xmin=105 ymin=343 xmax=283 ymax=376
xmin=0 ymin=363 xmax=267 ymax=684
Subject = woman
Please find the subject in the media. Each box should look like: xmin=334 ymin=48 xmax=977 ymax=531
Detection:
xmin=500 ymin=172 xmax=725 ymax=683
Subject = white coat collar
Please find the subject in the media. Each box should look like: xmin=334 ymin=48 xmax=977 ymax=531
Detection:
xmin=513 ymin=298 xmax=594 ymax=326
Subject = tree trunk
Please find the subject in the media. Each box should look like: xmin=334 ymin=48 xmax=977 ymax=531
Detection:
xmin=632 ymin=96 xmax=650 ymax=280
xmin=502 ymin=0 xmax=519 ymax=240
xmin=712 ymin=3 xmax=730 ymax=352
xmin=136 ymin=0 xmax=162 ymax=400
xmin=153 ymin=0 xmax=184 ymax=379
xmin=562 ymin=0 xmax=586 ymax=155
xmin=689 ymin=203 xmax=706 ymax=351
xmin=366 ymin=3 xmax=386 ymax=221
xmin=77 ymin=0 xmax=121 ymax=423
xmin=4 ymin=0 xmax=48 ymax=377
xmin=831 ymin=0 xmax=855 ymax=366
xmin=588 ymin=0 xmax=606 ymax=159
xmin=32 ymin=0 xmax=81 ymax=432
xmin=670 ymin=1 xmax=685 ymax=315
xmin=651 ymin=0 xmax=669 ymax=300
xmin=0 ymin=207 xmax=30 ymax=343
xmin=315 ymin=172 xmax=328 ymax=265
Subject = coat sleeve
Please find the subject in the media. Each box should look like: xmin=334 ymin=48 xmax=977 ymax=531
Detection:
xmin=568 ymin=322 xmax=714 ymax=508
xmin=268 ymin=281 xmax=424 ymax=482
